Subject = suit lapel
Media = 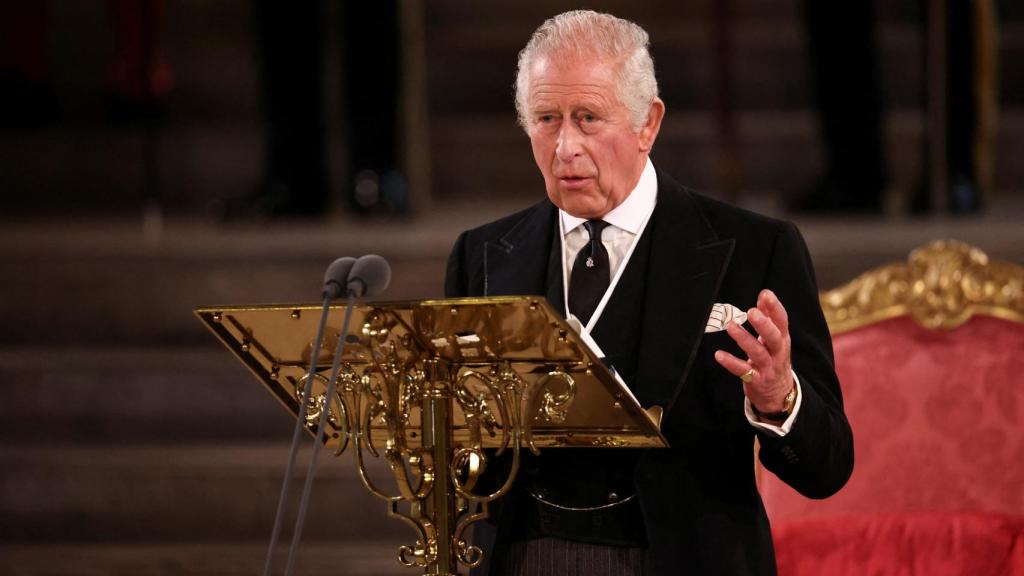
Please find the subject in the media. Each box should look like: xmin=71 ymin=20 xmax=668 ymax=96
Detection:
xmin=483 ymin=201 xmax=564 ymax=315
xmin=633 ymin=172 xmax=735 ymax=417
xmin=544 ymin=222 xmax=566 ymax=316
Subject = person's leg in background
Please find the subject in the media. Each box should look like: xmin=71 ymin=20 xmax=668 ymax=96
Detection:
xmin=342 ymin=1 xmax=408 ymax=214
xmin=793 ymin=0 xmax=886 ymax=213
xmin=227 ymin=0 xmax=327 ymax=219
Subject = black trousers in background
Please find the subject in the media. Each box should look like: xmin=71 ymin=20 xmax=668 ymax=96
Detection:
xmin=253 ymin=0 xmax=401 ymax=216
xmin=802 ymin=0 xmax=987 ymax=213
xmin=802 ymin=0 xmax=886 ymax=211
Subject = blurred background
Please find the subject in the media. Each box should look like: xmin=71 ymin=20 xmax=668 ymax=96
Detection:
xmin=1 ymin=1 xmax=1021 ymax=574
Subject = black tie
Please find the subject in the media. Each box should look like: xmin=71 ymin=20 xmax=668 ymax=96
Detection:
xmin=569 ymin=219 xmax=611 ymax=325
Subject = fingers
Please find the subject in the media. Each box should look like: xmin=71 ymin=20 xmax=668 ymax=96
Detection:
xmin=714 ymin=349 xmax=751 ymax=378
xmin=758 ymin=289 xmax=789 ymax=336
xmin=725 ymin=319 xmax=772 ymax=368
xmin=749 ymin=307 xmax=778 ymax=348
xmin=716 ymin=291 xmax=794 ymax=411
xmin=717 ymin=290 xmax=791 ymax=381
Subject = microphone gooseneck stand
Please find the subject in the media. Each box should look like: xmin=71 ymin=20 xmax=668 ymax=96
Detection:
xmin=262 ymin=256 xmax=353 ymax=576
xmin=263 ymin=255 xmax=391 ymax=576
xmin=281 ymin=287 xmax=358 ymax=576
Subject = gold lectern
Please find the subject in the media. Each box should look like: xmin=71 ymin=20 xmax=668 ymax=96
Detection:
xmin=196 ymin=296 xmax=667 ymax=575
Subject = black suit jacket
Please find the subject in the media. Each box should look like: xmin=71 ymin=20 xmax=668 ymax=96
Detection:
xmin=445 ymin=169 xmax=854 ymax=575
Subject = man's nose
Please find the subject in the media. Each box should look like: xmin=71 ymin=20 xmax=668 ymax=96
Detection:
xmin=555 ymin=123 xmax=583 ymax=161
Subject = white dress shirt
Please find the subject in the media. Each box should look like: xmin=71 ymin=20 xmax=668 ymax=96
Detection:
xmin=558 ymin=158 xmax=801 ymax=436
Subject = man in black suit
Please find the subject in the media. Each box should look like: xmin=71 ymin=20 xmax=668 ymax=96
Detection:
xmin=445 ymin=10 xmax=853 ymax=576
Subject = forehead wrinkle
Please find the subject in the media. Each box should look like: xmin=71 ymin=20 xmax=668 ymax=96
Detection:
xmin=527 ymin=56 xmax=622 ymax=112
xmin=528 ymin=84 xmax=616 ymax=111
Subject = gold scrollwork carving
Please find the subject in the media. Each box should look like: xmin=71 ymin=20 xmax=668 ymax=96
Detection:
xmin=590 ymin=436 xmax=627 ymax=448
xmin=362 ymin=308 xmax=396 ymax=343
xmin=454 ymin=370 xmax=510 ymax=451
xmin=531 ymin=370 xmax=576 ymax=424
xmin=397 ymin=538 xmax=436 ymax=568
xmin=821 ymin=239 xmax=1024 ymax=333
xmin=293 ymin=373 xmax=351 ymax=452
xmin=346 ymin=310 xmax=509 ymax=573
xmin=450 ymin=448 xmax=484 ymax=493
xmin=449 ymin=367 xmax=526 ymax=503
xmin=455 ymin=535 xmax=485 ymax=569
xmin=311 ymin=309 xmax=583 ymax=574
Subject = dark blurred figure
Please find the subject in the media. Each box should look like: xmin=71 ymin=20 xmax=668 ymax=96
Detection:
xmin=909 ymin=0 xmax=989 ymax=214
xmin=245 ymin=1 xmax=328 ymax=217
xmin=0 ymin=2 xmax=55 ymax=127
xmin=939 ymin=0 xmax=981 ymax=213
xmin=106 ymin=0 xmax=173 ymax=122
xmin=793 ymin=0 xmax=996 ymax=215
xmin=791 ymin=1 xmax=886 ymax=214
xmin=0 ymin=1 xmax=169 ymax=127
xmin=344 ymin=2 xmax=407 ymax=215
xmin=227 ymin=1 xmax=406 ymax=219
xmin=106 ymin=0 xmax=171 ymax=226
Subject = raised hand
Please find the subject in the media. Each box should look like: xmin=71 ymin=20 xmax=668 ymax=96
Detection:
xmin=714 ymin=289 xmax=795 ymax=418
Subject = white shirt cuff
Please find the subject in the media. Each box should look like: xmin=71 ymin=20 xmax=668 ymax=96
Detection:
xmin=744 ymin=369 xmax=803 ymax=437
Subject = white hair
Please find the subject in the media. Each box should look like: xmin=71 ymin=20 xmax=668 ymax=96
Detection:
xmin=514 ymin=10 xmax=659 ymax=132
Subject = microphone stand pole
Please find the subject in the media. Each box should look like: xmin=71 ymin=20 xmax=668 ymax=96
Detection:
xmin=262 ymin=295 xmax=334 ymax=576
xmin=281 ymin=291 xmax=359 ymax=576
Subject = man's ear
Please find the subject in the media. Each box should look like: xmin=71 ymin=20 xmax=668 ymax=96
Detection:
xmin=638 ymin=98 xmax=665 ymax=152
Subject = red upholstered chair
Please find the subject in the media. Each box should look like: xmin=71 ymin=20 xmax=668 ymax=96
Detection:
xmin=759 ymin=240 xmax=1024 ymax=576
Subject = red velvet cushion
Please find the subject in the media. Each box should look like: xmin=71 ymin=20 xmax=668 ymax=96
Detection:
xmin=773 ymin=512 xmax=1024 ymax=576
xmin=762 ymin=315 xmax=1024 ymax=520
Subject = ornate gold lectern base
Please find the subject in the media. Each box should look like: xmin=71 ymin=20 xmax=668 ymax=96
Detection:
xmin=196 ymin=296 xmax=666 ymax=575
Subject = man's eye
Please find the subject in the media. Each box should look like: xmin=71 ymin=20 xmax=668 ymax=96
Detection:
xmin=581 ymin=114 xmax=596 ymax=123
xmin=538 ymin=114 xmax=556 ymax=124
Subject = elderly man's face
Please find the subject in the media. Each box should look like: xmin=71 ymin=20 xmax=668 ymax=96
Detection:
xmin=526 ymin=55 xmax=663 ymax=219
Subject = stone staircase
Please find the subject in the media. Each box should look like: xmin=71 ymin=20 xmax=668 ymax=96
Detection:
xmin=0 ymin=343 xmax=421 ymax=574
xmin=0 ymin=373 xmax=416 ymax=574
xmin=0 ymin=217 xmax=466 ymax=574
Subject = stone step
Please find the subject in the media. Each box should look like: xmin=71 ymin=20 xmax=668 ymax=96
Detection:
xmin=0 ymin=444 xmax=414 ymax=545
xmin=2 ymin=206 xmax=1024 ymax=347
xmin=0 ymin=347 xmax=294 ymax=444
xmin=0 ymin=124 xmax=263 ymax=215
xmin=0 ymin=199 xmax=534 ymax=346
xmin=0 ymin=543 xmax=408 ymax=576
xmin=0 ymin=217 xmax=464 ymax=346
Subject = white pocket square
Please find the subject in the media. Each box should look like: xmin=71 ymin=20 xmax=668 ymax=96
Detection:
xmin=705 ymin=303 xmax=748 ymax=333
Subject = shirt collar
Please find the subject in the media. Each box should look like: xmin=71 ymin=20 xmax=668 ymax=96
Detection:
xmin=560 ymin=157 xmax=657 ymax=236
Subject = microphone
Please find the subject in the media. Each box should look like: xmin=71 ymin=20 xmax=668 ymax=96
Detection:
xmin=265 ymin=254 xmax=392 ymax=576
xmin=322 ymin=257 xmax=357 ymax=299
xmin=346 ymin=254 xmax=391 ymax=298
